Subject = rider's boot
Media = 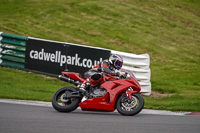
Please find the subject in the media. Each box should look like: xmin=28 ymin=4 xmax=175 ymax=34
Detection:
xmin=79 ymin=80 xmax=91 ymax=96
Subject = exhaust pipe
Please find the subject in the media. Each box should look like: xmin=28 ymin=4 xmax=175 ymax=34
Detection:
xmin=58 ymin=75 xmax=80 ymax=85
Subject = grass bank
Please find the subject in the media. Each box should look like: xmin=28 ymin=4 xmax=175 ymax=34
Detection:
xmin=0 ymin=0 xmax=200 ymax=111
xmin=1 ymin=66 xmax=199 ymax=112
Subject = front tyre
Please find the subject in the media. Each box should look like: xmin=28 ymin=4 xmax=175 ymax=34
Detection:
xmin=52 ymin=86 xmax=81 ymax=112
xmin=116 ymin=93 xmax=144 ymax=116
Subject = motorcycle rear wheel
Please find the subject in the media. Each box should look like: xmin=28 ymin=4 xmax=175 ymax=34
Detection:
xmin=116 ymin=93 xmax=144 ymax=116
xmin=52 ymin=86 xmax=81 ymax=112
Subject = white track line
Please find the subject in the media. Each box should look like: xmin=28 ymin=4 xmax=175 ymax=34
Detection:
xmin=0 ymin=99 xmax=52 ymax=107
xmin=0 ymin=99 xmax=190 ymax=116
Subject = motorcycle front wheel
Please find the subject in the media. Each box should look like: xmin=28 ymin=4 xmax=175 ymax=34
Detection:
xmin=52 ymin=86 xmax=82 ymax=112
xmin=116 ymin=93 xmax=144 ymax=116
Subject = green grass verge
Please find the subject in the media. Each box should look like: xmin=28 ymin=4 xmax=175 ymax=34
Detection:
xmin=0 ymin=66 xmax=199 ymax=112
xmin=0 ymin=0 xmax=200 ymax=111
xmin=0 ymin=67 xmax=72 ymax=101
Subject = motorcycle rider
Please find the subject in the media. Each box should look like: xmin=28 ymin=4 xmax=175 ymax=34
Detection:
xmin=79 ymin=54 xmax=124 ymax=94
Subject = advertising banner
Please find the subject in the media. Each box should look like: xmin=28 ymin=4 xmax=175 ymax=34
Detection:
xmin=25 ymin=38 xmax=68 ymax=74
xmin=66 ymin=44 xmax=111 ymax=76
xmin=25 ymin=38 xmax=111 ymax=76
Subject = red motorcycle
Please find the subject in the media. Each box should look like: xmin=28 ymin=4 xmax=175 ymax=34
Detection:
xmin=52 ymin=71 xmax=144 ymax=116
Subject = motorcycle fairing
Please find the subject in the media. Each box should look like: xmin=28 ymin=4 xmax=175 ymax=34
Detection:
xmin=79 ymin=79 xmax=141 ymax=112
xmin=62 ymin=72 xmax=84 ymax=82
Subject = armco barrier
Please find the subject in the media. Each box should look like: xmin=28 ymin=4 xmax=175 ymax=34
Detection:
xmin=0 ymin=32 xmax=151 ymax=95
xmin=0 ymin=32 xmax=27 ymax=69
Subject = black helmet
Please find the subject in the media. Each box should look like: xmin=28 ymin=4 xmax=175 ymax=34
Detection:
xmin=109 ymin=54 xmax=123 ymax=70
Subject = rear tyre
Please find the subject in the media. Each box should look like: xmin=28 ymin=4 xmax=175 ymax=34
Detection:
xmin=52 ymin=86 xmax=81 ymax=112
xmin=116 ymin=93 xmax=144 ymax=116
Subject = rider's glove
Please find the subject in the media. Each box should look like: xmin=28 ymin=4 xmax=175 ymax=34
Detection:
xmin=110 ymin=71 xmax=120 ymax=76
xmin=119 ymin=71 xmax=127 ymax=79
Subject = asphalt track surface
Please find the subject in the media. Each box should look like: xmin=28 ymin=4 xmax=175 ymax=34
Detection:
xmin=0 ymin=101 xmax=200 ymax=133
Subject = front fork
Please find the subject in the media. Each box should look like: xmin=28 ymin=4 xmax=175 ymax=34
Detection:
xmin=125 ymin=88 xmax=139 ymax=100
